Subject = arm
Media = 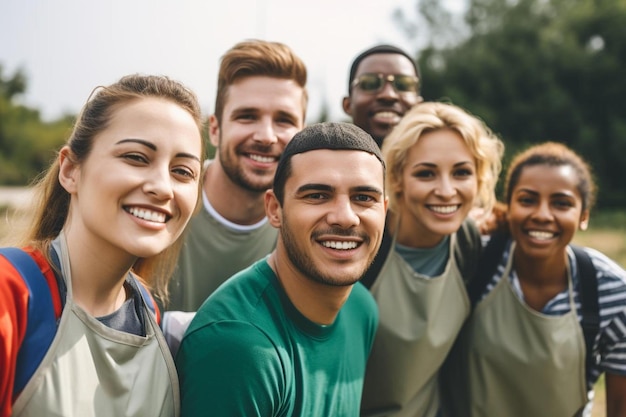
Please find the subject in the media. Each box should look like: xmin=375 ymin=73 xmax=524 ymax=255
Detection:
xmin=605 ymin=372 xmax=626 ymax=417
xmin=176 ymin=321 xmax=288 ymax=417
xmin=595 ymin=260 xmax=626 ymax=417
xmin=0 ymin=257 xmax=30 ymax=417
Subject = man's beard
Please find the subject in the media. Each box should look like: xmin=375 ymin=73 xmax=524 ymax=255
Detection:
xmin=280 ymin=213 xmax=373 ymax=287
xmin=217 ymin=139 xmax=273 ymax=193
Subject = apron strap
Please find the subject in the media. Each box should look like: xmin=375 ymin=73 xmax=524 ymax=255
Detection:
xmin=467 ymin=240 xmax=600 ymax=388
xmin=467 ymin=230 xmax=510 ymax=308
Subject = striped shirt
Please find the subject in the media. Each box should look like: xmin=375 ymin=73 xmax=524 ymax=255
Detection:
xmin=481 ymin=240 xmax=626 ymax=391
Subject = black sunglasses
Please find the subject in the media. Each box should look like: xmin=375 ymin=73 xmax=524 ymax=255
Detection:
xmin=351 ymin=73 xmax=419 ymax=94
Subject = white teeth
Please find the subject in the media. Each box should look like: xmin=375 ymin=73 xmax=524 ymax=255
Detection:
xmin=249 ymin=154 xmax=275 ymax=163
xmin=430 ymin=205 xmax=458 ymax=214
xmin=373 ymin=111 xmax=400 ymax=123
xmin=128 ymin=207 xmax=166 ymax=223
xmin=321 ymin=241 xmax=358 ymax=250
xmin=528 ymin=230 xmax=554 ymax=240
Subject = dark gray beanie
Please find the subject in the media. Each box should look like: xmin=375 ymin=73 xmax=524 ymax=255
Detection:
xmin=274 ymin=122 xmax=385 ymax=189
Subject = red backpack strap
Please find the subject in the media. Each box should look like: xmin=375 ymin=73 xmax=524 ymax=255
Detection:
xmin=0 ymin=248 xmax=60 ymax=397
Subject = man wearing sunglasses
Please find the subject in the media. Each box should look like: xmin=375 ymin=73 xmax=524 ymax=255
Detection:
xmin=342 ymin=44 xmax=423 ymax=147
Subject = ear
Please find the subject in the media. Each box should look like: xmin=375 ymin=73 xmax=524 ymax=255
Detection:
xmin=208 ymin=114 xmax=220 ymax=148
xmin=58 ymin=146 xmax=80 ymax=194
xmin=342 ymin=96 xmax=352 ymax=116
xmin=579 ymin=209 xmax=590 ymax=231
xmin=265 ymin=189 xmax=282 ymax=228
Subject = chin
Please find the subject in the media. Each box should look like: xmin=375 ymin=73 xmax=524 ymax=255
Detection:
xmin=315 ymin=267 xmax=365 ymax=287
xmin=127 ymin=240 xmax=172 ymax=258
xmin=423 ymin=225 xmax=458 ymax=239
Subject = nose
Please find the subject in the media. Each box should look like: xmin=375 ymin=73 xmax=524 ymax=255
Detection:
xmin=252 ymin=119 xmax=278 ymax=145
xmin=434 ymin=175 xmax=456 ymax=199
xmin=377 ymin=79 xmax=400 ymax=100
xmin=143 ymin=166 xmax=174 ymax=200
xmin=532 ymin=199 xmax=554 ymax=222
xmin=326 ymin=196 xmax=360 ymax=229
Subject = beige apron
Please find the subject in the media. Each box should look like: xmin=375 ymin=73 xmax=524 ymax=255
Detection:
xmin=361 ymin=229 xmax=470 ymax=417
xmin=12 ymin=232 xmax=180 ymax=417
xmin=464 ymin=242 xmax=587 ymax=416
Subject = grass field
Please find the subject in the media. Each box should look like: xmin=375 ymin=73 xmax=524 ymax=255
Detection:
xmin=0 ymin=201 xmax=623 ymax=414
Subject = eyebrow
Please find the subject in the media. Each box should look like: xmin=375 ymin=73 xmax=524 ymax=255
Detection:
xmin=412 ymin=160 xmax=474 ymax=169
xmin=230 ymin=107 xmax=257 ymax=117
xmin=516 ymin=188 xmax=576 ymax=198
xmin=116 ymin=138 xmax=201 ymax=162
xmin=230 ymin=107 xmax=301 ymax=121
xmin=296 ymin=183 xmax=383 ymax=196
xmin=275 ymin=110 xmax=300 ymax=121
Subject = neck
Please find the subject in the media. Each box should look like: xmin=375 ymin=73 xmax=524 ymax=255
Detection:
xmin=268 ymin=252 xmax=352 ymax=325
xmin=513 ymin=248 xmax=568 ymax=311
xmin=203 ymin=161 xmax=268 ymax=225
xmin=62 ymin=225 xmax=134 ymax=316
xmin=388 ymin=210 xmax=445 ymax=248
xmin=513 ymin=248 xmax=568 ymax=286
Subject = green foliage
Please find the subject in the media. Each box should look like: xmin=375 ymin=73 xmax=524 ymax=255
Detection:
xmin=414 ymin=0 xmax=626 ymax=208
xmin=0 ymin=65 xmax=73 ymax=185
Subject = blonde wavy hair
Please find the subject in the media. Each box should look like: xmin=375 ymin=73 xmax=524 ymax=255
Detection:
xmin=382 ymin=101 xmax=504 ymax=220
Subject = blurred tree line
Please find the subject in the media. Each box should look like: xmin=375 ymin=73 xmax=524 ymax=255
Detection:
xmin=0 ymin=66 xmax=74 ymax=185
xmin=403 ymin=0 xmax=626 ymax=209
xmin=2 ymin=0 xmax=625 ymax=209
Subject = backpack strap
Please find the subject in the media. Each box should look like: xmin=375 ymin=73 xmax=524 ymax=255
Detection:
xmin=454 ymin=218 xmax=482 ymax=285
xmin=466 ymin=240 xmax=600 ymax=387
xmin=0 ymin=248 xmax=58 ymax=396
xmin=466 ymin=230 xmax=510 ymax=309
xmin=133 ymin=277 xmax=160 ymax=324
xmin=571 ymin=245 xmax=600 ymax=386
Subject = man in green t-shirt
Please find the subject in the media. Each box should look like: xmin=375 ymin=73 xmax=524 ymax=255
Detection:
xmin=177 ymin=122 xmax=388 ymax=416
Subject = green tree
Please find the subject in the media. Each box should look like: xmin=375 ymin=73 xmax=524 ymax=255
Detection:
xmin=0 ymin=64 xmax=72 ymax=185
xmin=409 ymin=0 xmax=626 ymax=207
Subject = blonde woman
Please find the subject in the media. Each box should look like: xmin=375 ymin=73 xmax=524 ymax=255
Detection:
xmin=360 ymin=101 xmax=504 ymax=417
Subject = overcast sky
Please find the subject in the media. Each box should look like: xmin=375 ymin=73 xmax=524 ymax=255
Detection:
xmin=0 ymin=0 xmax=466 ymax=123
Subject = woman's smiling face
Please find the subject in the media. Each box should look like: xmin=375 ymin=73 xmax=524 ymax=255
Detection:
xmin=394 ymin=128 xmax=478 ymax=248
xmin=60 ymin=97 xmax=202 ymax=259
xmin=507 ymin=164 xmax=588 ymax=260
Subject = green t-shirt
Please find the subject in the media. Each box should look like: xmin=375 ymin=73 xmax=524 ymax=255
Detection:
xmin=176 ymin=258 xmax=379 ymax=417
xmin=167 ymin=204 xmax=278 ymax=311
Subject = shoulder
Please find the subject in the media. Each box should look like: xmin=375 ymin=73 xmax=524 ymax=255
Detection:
xmin=180 ymin=320 xmax=282 ymax=366
xmin=178 ymin=261 xmax=291 ymax=375
xmin=188 ymin=259 xmax=279 ymax=329
xmin=177 ymin=320 xmax=289 ymax=416
xmin=579 ymin=248 xmax=626 ymax=377
xmin=1 ymin=248 xmax=61 ymax=314
xmin=345 ymin=282 xmax=379 ymax=326
xmin=350 ymin=282 xmax=378 ymax=310
xmin=576 ymin=247 xmax=626 ymax=296
xmin=582 ymin=247 xmax=626 ymax=280
xmin=455 ymin=218 xmax=482 ymax=251
xmin=0 ymin=248 xmax=33 ymax=337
